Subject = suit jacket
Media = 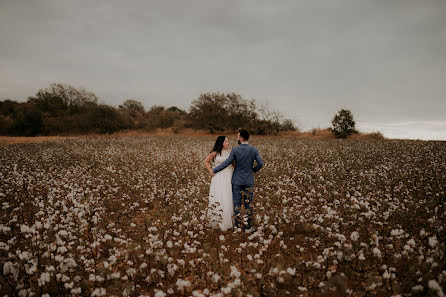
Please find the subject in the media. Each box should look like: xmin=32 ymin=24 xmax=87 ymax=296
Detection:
xmin=212 ymin=143 xmax=264 ymax=186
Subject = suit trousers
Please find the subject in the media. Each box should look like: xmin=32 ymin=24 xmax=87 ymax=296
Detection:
xmin=232 ymin=184 xmax=254 ymax=229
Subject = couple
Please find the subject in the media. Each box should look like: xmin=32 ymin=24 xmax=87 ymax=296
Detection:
xmin=204 ymin=129 xmax=264 ymax=233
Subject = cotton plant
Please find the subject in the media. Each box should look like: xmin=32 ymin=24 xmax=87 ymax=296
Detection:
xmin=0 ymin=136 xmax=445 ymax=296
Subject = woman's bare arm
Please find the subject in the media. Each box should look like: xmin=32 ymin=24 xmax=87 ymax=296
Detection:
xmin=204 ymin=151 xmax=217 ymax=176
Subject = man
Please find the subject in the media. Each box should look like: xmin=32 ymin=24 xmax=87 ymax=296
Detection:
xmin=212 ymin=129 xmax=264 ymax=232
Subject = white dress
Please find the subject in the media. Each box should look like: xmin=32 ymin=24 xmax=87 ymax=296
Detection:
xmin=207 ymin=150 xmax=234 ymax=231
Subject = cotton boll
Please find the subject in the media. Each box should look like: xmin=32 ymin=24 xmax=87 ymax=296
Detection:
xmin=428 ymin=280 xmax=444 ymax=297
xmin=350 ymin=231 xmax=359 ymax=242
xmin=373 ymin=247 xmax=382 ymax=259
xmin=428 ymin=236 xmax=438 ymax=248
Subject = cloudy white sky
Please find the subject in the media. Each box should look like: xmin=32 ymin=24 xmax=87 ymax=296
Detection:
xmin=1 ymin=0 xmax=445 ymax=140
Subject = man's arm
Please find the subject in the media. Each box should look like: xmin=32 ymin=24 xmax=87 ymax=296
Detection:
xmin=253 ymin=149 xmax=264 ymax=173
xmin=212 ymin=149 xmax=236 ymax=174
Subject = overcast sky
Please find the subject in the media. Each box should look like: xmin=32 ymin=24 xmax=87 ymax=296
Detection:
xmin=1 ymin=0 xmax=445 ymax=140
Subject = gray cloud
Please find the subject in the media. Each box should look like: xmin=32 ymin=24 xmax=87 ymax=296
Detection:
xmin=1 ymin=0 xmax=445 ymax=139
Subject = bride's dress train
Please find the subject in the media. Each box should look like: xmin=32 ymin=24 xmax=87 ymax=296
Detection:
xmin=207 ymin=150 xmax=234 ymax=231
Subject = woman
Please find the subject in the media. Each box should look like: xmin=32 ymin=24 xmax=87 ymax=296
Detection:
xmin=204 ymin=136 xmax=234 ymax=231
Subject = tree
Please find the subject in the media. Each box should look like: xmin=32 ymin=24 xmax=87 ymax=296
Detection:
xmin=258 ymin=104 xmax=283 ymax=135
xmin=280 ymin=119 xmax=298 ymax=131
xmin=10 ymin=103 xmax=42 ymax=136
xmin=225 ymin=93 xmax=258 ymax=133
xmin=188 ymin=92 xmax=229 ymax=134
xmin=28 ymin=83 xmax=98 ymax=115
xmin=119 ymin=99 xmax=145 ymax=113
xmin=167 ymin=106 xmax=186 ymax=114
xmin=331 ymin=109 xmax=357 ymax=139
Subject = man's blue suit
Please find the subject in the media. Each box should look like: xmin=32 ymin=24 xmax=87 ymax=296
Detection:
xmin=212 ymin=143 xmax=264 ymax=229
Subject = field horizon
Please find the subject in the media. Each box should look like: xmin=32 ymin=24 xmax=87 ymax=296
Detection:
xmin=1 ymin=127 xmax=436 ymax=146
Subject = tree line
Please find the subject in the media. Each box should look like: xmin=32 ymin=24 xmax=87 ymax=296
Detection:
xmin=0 ymin=83 xmax=298 ymax=136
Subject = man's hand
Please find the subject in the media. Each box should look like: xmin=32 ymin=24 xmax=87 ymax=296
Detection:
xmin=210 ymin=171 xmax=215 ymax=178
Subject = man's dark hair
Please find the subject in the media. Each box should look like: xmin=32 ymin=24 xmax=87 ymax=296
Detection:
xmin=239 ymin=129 xmax=249 ymax=141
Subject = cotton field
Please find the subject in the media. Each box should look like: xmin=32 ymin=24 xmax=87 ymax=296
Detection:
xmin=0 ymin=136 xmax=445 ymax=297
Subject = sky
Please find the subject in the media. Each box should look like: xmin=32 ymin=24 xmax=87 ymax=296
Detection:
xmin=1 ymin=0 xmax=445 ymax=140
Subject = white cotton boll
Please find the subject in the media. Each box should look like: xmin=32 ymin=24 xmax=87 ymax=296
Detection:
xmin=20 ymin=225 xmax=30 ymax=233
xmin=166 ymin=241 xmax=173 ymax=248
xmin=91 ymin=288 xmax=106 ymax=297
xmin=230 ymin=265 xmax=241 ymax=278
xmin=219 ymin=235 xmax=225 ymax=241
xmin=25 ymin=263 xmax=37 ymax=275
xmin=176 ymin=278 xmax=191 ymax=290
xmin=373 ymin=247 xmax=382 ymax=259
xmin=412 ymin=285 xmax=424 ymax=292
xmin=298 ymin=286 xmax=307 ymax=292
xmin=286 ymin=267 xmax=296 ymax=275
xmin=64 ymin=282 xmax=74 ymax=289
xmin=71 ymin=287 xmax=82 ymax=295
xmin=3 ymin=261 xmax=12 ymax=275
xmin=350 ymin=231 xmax=359 ymax=242
xmin=212 ymin=274 xmax=221 ymax=283
xmin=57 ymin=246 xmax=68 ymax=254
xmin=38 ymin=272 xmax=51 ymax=286
xmin=167 ymin=263 xmax=178 ymax=277
xmin=192 ymin=290 xmax=205 ymax=297
xmin=428 ymin=236 xmax=438 ymax=248
xmin=428 ymin=280 xmax=445 ymax=297
xmin=58 ymin=230 xmax=68 ymax=237
xmin=139 ymin=262 xmax=147 ymax=269
xmin=407 ymin=239 xmax=416 ymax=247
xmin=390 ymin=229 xmax=402 ymax=236
xmin=221 ymin=287 xmax=232 ymax=294
xmin=382 ymin=271 xmax=390 ymax=279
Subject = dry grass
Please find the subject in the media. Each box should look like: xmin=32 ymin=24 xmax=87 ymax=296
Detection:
xmin=0 ymin=128 xmax=389 ymax=145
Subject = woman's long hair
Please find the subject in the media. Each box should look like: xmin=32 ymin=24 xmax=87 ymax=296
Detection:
xmin=210 ymin=136 xmax=226 ymax=161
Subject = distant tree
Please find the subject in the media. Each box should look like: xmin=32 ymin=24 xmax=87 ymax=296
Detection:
xmin=280 ymin=119 xmax=298 ymax=131
xmin=119 ymin=99 xmax=145 ymax=113
xmin=225 ymin=93 xmax=258 ymax=133
xmin=10 ymin=103 xmax=42 ymax=136
xmin=331 ymin=109 xmax=357 ymax=139
xmin=28 ymin=83 xmax=98 ymax=115
xmin=145 ymin=105 xmax=174 ymax=129
xmin=0 ymin=99 xmax=19 ymax=116
xmin=167 ymin=106 xmax=186 ymax=114
xmin=188 ymin=92 xmax=229 ymax=134
xmin=258 ymin=104 xmax=283 ymax=135
xmin=87 ymin=104 xmax=124 ymax=134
